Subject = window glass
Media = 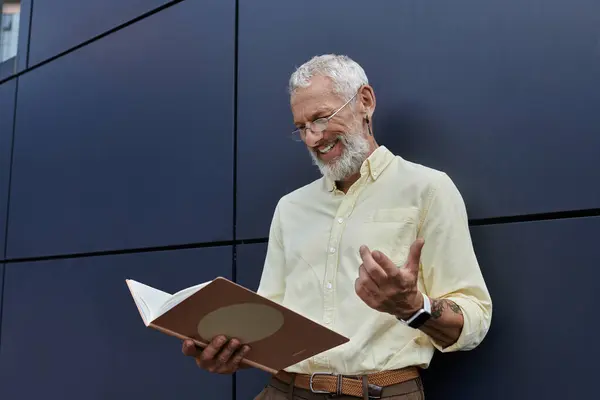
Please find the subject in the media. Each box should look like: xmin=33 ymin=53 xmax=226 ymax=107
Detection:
xmin=1 ymin=0 xmax=20 ymax=64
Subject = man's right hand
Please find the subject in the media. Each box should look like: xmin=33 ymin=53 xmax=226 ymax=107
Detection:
xmin=181 ymin=335 xmax=250 ymax=374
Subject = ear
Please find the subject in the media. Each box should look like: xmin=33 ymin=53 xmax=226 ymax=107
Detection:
xmin=358 ymin=84 xmax=376 ymax=119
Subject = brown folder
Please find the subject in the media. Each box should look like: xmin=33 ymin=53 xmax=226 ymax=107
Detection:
xmin=126 ymin=277 xmax=349 ymax=374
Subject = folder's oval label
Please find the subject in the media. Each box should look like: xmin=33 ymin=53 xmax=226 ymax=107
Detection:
xmin=196 ymin=303 xmax=284 ymax=343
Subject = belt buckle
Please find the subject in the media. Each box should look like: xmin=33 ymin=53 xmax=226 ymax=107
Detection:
xmin=309 ymin=372 xmax=334 ymax=394
xmin=367 ymin=383 xmax=383 ymax=399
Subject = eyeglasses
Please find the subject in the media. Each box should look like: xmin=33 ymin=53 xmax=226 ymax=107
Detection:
xmin=291 ymin=91 xmax=359 ymax=142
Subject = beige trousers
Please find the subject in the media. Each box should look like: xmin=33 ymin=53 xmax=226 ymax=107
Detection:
xmin=254 ymin=376 xmax=425 ymax=400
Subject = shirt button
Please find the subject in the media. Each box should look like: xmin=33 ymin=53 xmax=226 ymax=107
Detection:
xmin=337 ymin=217 xmax=344 ymax=223
xmin=326 ymin=282 xmax=332 ymax=289
xmin=329 ymin=247 xmax=336 ymax=254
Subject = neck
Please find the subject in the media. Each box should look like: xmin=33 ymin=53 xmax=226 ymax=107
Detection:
xmin=336 ymin=173 xmax=360 ymax=193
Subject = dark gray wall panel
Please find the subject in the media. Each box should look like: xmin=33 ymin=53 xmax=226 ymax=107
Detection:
xmin=421 ymin=217 xmax=600 ymax=399
xmin=236 ymin=243 xmax=267 ymax=292
xmin=0 ymin=246 xmax=233 ymax=400
xmin=8 ymin=0 xmax=235 ymax=258
xmin=28 ymin=0 xmax=170 ymax=65
xmin=237 ymin=0 xmax=600 ymax=239
xmin=0 ymin=62 xmax=14 ymax=81
xmin=0 ymin=79 xmax=16 ymax=259
xmin=234 ymin=243 xmax=271 ymax=400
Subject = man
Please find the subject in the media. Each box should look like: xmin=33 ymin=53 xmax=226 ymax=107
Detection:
xmin=182 ymin=54 xmax=492 ymax=399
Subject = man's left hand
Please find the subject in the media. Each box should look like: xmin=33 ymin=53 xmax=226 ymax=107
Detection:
xmin=355 ymin=238 xmax=425 ymax=319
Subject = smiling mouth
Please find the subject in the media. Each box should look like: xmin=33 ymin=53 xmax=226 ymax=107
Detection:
xmin=318 ymin=137 xmax=340 ymax=154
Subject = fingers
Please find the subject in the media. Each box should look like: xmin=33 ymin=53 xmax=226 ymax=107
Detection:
xmin=359 ymin=245 xmax=388 ymax=286
xmin=357 ymin=264 xmax=380 ymax=296
xmin=210 ymin=339 xmax=250 ymax=374
xmin=199 ymin=335 xmax=228 ymax=365
xmin=355 ymin=264 xmax=381 ymax=310
xmin=355 ymin=275 xmax=379 ymax=309
xmin=371 ymin=249 xmax=397 ymax=275
xmin=182 ymin=339 xmax=203 ymax=357
xmin=223 ymin=344 xmax=251 ymax=372
xmin=215 ymin=337 xmax=241 ymax=367
xmin=186 ymin=336 xmax=249 ymax=374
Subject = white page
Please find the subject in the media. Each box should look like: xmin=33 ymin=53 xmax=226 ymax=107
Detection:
xmin=156 ymin=280 xmax=212 ymax=317
xmin=126 ymin=280 xmax=172 ymax=325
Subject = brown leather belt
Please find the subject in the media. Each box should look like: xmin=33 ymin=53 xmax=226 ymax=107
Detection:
xmin=274 ymin=367 xmax=420 ymax=398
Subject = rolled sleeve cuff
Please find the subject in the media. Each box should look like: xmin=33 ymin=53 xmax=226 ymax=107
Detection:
xmin=430 ymin=295 xmax=491 ymax=353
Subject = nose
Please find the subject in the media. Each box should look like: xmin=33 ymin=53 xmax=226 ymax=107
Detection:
xmin=303 ymin=124 xmax=323 ymax=147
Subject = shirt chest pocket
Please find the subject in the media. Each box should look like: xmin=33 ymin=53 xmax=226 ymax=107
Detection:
xmin=361 ymin=206 xmax=420 ymax=266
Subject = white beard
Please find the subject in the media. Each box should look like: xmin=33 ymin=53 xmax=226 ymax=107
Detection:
xmin=309 ymin=129 xmax=371 ymax=183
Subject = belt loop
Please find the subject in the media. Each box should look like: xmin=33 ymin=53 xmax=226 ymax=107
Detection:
xmin=336 ymin=374 xmax=342 ymax=396
xmin=288 ymin=373 xmax=296 ymax=400
xmin=361 ymin=376 xmax=369 ymax=400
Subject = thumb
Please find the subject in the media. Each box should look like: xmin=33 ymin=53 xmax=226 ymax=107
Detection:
xmin=406 ymin=238 xmax=425 ymax=273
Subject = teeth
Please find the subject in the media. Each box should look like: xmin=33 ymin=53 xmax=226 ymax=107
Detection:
xmin=319 ymin=140 xmax=337 ymax=154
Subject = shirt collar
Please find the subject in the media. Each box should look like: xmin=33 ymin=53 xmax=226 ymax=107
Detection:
xmin=323 ymin=145 xmax=396 ymax=191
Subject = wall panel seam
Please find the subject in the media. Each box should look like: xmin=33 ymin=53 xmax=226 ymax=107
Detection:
xmin=469 ymin=208 xmax=600 ymax=226
xmin=0 ymin=76 xmax=19 ymax=349
xmin=25 ymin=0 xmax=34 ymax=68
xmin=0 ymin=238 xmax=270 ymax=265
xmin=232 ymin=1 xmax=240 ymax=399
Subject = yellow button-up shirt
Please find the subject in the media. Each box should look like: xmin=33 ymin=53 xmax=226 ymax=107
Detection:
xmin=257 ymin=145 xmax=492 ymax=375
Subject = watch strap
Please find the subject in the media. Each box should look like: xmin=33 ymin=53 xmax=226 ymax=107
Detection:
xmin=399 ymin=292 xmax=431 ymax=329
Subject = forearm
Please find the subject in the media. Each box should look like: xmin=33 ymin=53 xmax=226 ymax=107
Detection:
xmin=419 ymin=298 xmax=464 ymax=348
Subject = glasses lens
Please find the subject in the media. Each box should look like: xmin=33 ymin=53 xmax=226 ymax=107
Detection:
xmin=312 ymin=118 xmax=328 ymax=133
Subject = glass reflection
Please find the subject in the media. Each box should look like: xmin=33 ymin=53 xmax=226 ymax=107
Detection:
xmin=1 ymin=0 xmax=20 ymax=64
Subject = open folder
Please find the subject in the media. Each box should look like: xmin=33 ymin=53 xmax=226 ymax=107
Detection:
xmin=126 ymin=276 xmax=349 ymax=374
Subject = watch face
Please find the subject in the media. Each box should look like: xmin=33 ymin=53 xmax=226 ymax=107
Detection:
xmin=408 ymin=312 xmax=431 ymax=329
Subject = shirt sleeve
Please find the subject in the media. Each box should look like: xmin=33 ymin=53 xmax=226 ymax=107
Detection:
xmin=418 ymin=172 xmax=493 ymax=353
xmin=256 ymin=201 xmax=286 ymax=304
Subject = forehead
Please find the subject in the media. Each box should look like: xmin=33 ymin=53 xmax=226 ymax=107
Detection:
xmin=290 ymin=75 xmax=342 ymax=122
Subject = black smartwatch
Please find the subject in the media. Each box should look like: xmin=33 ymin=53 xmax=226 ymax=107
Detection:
xmin=398 ymin=293 xmax=431 ymax=329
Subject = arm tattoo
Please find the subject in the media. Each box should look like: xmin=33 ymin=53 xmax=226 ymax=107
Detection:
xmin=431 ymin=299 xmax=463 ymax=319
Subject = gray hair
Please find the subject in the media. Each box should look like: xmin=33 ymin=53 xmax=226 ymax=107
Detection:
xmin=288 ymin=54 xmax=369 ymax=102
